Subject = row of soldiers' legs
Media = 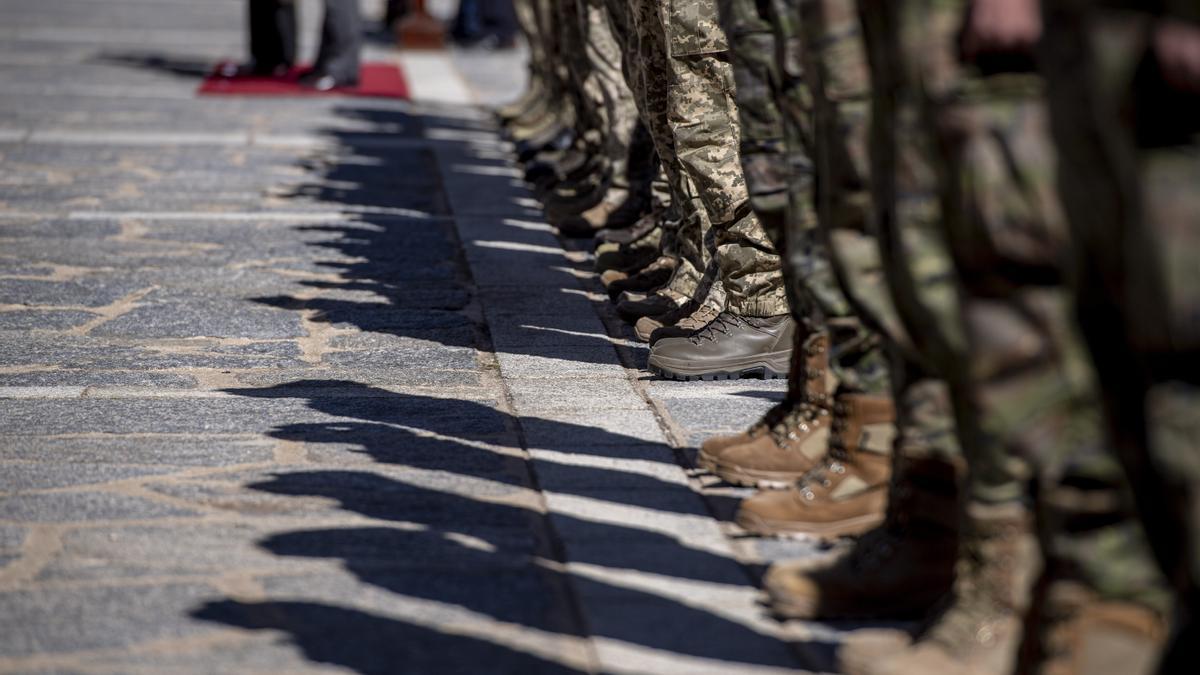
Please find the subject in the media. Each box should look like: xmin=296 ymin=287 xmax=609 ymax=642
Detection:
xmin=497 ymin=0 xmax=1200 ymax=670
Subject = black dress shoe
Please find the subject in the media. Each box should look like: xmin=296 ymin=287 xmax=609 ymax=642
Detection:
xmin=298 ymin=70 xmax=358 ymax=91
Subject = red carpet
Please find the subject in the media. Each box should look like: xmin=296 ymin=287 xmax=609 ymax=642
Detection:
xmin=198 ymin=62 xmax=410 ymax=99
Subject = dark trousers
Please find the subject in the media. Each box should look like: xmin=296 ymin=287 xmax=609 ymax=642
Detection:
xmin=248 ymin=0 xmax=361 ymax=80
xmin=248 ymin=0 xmax=296 ymax=70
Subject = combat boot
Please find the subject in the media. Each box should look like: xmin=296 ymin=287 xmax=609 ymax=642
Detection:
xmin=696 ymin=330 xmax=829 ymax=462
xmin=515 ymin=123 xmax=573 ymax=162
xmin=599 ymin=189 xmax=652 ymax=231
xmin=648 ymin=311 xmax=794 ymax=380
xmin=527 ymin=145 xmax=592 ymax=189
xmin=543 ymin=173 xmax=609 ymax=220
xmin=616 ymin=288 xmax=687 ymax=323
xmin=639 ymin=301 xmax=721 ymax=343
xmin=607 ymin=256 xmax=677 ymax=300
xmin=839 ymin=501 xmax=1039 ymax=675
xmin=1029 ymin=582 xmax=1165 ymax=675
xmin=501 ymin=96 xmax=554 ymax=139
xmin=735 ymin=391 xmax=895 ymax=536
xmin=763 ymin=453 xmax=961 ymax=619
xmin=557 ymin=188 xmax=629 ymax=238
xmin=593 ymin=225 xmax=662 ymax=275
xmin=698 ymin=332 xmax=836 ymax=483
xmin=596 ymin=205 xmax=662 ymax=246
xmin=496 ymin=79 xmax=545 ymax=123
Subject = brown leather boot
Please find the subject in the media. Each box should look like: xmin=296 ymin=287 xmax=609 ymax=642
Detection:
xmin=1026 ymin=582 xmax=1166 ymax=675
xmin=735 ymin=391 xmax=896 ymax=536
xmin=839 ymin=501 xmax=1040 ymax=675
xmin=763 ymin=454 xmax=961 ymax=619
xmin=698 ymin=331 xmax=836 ymax=483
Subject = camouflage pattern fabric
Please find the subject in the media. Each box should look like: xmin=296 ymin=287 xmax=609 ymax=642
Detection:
xmin=791 ymin=0 xmax=894 ymax=395
xmin=862 ymin=0 xmax=1172 ymax=627
xmin=580 ymin=0 xmax=639 ymax=189
xmin=652 ymin=0 xmax=789 ymax=316
xmin=614 ymin=0 xmax=710 ymax=301
xmin=1039 ymin=1 xmax=1200 ymax=654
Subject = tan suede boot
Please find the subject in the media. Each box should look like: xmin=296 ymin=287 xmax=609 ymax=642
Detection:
xmin=839 ymin=501 xmax=1040 ymax=675
xmin=763 ymin=454 xmax=961 ymax=619
xmin=698 ymin=331 xmax=837 ymax=485
xmin=735 ymin=391 xmax=896 ymax=536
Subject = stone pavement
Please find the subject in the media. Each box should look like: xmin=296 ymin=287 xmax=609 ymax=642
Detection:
xmin=0 ymin=1 xmax=843 ymax=673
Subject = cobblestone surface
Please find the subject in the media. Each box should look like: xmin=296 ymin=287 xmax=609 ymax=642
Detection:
xmin=0 ymin=1 xmax=834 ymax=673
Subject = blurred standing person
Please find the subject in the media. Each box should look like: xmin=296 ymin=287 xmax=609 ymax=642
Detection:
xmin=1039 ymin=1 xmax=1200 ymax=669
xmin=299 ymin=0 xmax=362 ymax=89
xmin=246 ymin=0 xmax=296 ymax=75
xmin=243 ymin=0 xmax=361 ymax=90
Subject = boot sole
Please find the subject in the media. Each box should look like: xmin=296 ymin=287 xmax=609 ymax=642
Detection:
xmin=736 ymin=510 xmax=886 ymax=539
xmin=700 ymin=457 xmax=807 ymax=489
xmin=648 ymin=351 xmax=790 ymax=382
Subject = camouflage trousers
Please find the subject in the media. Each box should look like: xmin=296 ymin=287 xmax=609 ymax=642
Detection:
xmin=1040 ymin=2 xmax=1200 ymax=653
xmin=719 ymin=0 xmax=892 ymax=390
xmin=559 ymin=0 xmax=639 ymax=188
xmin=863 ymin=0 xmax=1170 ymax=622
xmin=619 ymin=0 xmax=787 ymax=316
xmin=607 ymin=0 xmax=707 ymax=299
xmin=539 ymin=0 xmax=575 ymax=119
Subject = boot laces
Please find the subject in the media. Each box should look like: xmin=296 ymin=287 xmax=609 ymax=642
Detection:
xmin=791 ymin=450 xmax=849 ymax=497
xmin=767 ymin=403 xmax=823 ymax=446
xmin=688 ymin=311 xmax=745 ymax=344
xmin=749 ymin=399 xmax=794 ymax=435
xmin=681 ymin=303 xmax=720 ymax=329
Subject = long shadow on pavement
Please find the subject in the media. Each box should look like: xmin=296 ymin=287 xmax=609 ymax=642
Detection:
xmin=246 ymin=104 xmax=633 ymax=364
xmin=193 ymin=380 xmax=830 ymax=670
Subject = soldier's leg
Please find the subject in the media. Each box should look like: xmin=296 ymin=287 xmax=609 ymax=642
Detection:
xmin=933 ymin=88 xmax=1168 ymax=673
xmin=553 ymin=0 xmax=646 ymax=234
xmin=667 ymin=49 xmax=789 ymax=319
xmin=645 ymin=0 xmax=796 ymax=381
xmin=836 ymin=2 xmax=1169 ymax=673
xmin=614 ymin=0 xmax=713 ymax=316
xmin=507 ymin=0 xmax=575 ymax=141
xmin=495 ymin=0 xmax=547 ymax=120
xmin=1041 ymin=5 xmax=1200 ymax=667
xmin=694 ymin=0 xmax=826 ymax=460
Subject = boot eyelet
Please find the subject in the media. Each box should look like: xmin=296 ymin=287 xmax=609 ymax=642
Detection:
xmin=802 ymin=489 xmax=815 ymax=500
xmin=798 ymin=424 xmax=808 ymax=432
xmin=831 ymin=462 xmax=844 ymax=474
